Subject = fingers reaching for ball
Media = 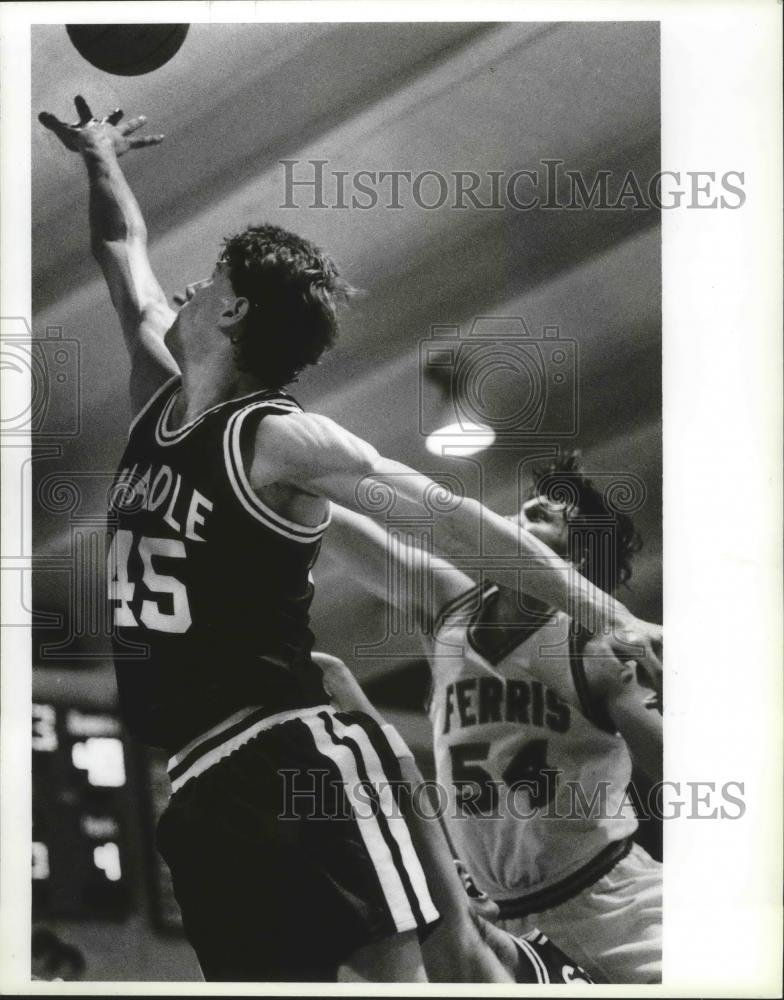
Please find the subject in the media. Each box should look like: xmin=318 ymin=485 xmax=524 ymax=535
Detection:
xmin=38 ymin=98 xmax=164 ymax=158
xmin=38 ymin=111 xmax=69 ymax=139
xmin=118 ymin=115 xmax=146 ymax=135
xmin=121 ymin=115 xmax=166 ymax=146
xmin=73 ymin=94 xmax=94 ymax=125
xmin=38 ymin=109 xmax=86 ymax=153
xmin=128 ymin=134 xmax=165 ymax=149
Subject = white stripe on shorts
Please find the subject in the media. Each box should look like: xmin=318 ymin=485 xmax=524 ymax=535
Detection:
xmin=168 ymin=705 xmax=327 ymax=792
xmin=301 ymin=713 xmax=439 ymax=934
xmin=329 ymin=713 xmax=439 ymax=928
xmin=516 ymin=935 xmax=549 ymax=984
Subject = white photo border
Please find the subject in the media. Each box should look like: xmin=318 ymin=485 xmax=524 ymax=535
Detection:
xmin=1 ymin=1 xmax=781 ymax=995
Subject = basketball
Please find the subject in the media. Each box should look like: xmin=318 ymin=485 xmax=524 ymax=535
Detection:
xmin=65 ymin=24 xmax=189 ymax=76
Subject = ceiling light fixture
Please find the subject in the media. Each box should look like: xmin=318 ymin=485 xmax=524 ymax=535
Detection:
xmin=424 ymin=421 xmax=496 ymax=457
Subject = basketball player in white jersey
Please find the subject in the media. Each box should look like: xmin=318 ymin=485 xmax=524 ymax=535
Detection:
xmin=39 ymin=98 xmax=661 ymax=982
xmin=314 ymin=651 xmax=595 ymax=985
xmin=321 ymin=454 xmax=663 ymax=983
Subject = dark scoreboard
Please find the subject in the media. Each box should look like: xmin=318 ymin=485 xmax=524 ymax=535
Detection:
xmin=32 ymin=701 xmax=182 ymax=929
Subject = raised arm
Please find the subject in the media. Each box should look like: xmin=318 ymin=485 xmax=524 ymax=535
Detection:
xmin=322 ymin=503 xmax=474 ymax=631
xmin=39 ymin=96 xmax=179 ymax=413
xmin=252 ymin=410 xmax=663 ymax=686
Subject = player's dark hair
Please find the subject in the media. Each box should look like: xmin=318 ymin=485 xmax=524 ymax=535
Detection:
xmin=220 ymin=224 xmax=354 ymax=388
xmin=529 ymin=451 xmax=643 ymax=593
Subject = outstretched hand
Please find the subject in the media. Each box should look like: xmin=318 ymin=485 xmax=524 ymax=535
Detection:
xmin=38 ymin=95 xmax=164 ymax=157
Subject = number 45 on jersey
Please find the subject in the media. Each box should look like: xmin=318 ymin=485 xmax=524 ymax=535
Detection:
xmin=107 ymin=529 xmax=192 ymax=634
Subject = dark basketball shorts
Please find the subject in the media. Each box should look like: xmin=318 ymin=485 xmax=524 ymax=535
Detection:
xmin=513 ymin=929 xmax=594 ymax=984
xmin=156 ymin=704 xmax=440 ymax=981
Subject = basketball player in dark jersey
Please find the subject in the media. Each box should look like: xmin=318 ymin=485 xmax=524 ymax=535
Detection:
xmin=39 ymin=98 xmax=662 ymax=982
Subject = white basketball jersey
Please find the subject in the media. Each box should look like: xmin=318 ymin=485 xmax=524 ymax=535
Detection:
xmin=429 ymin=582 xmax=636 ymax=907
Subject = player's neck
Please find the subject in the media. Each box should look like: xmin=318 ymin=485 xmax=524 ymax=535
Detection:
xmin=173 ymin=355 xmax=266 ymax=426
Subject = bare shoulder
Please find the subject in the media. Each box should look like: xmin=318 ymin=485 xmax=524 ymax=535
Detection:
xmin=256 ymin=410 xmax=374 ymax=454
xmin=252 ymin=410 xmax=378 ymax=486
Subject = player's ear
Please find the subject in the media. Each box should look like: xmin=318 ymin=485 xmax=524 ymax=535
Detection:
xmin=218 ymin=296 xmax=250 ymax=337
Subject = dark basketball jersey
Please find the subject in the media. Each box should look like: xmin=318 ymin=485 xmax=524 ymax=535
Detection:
xmin=108 ymin=377 xmax=330 ymax=750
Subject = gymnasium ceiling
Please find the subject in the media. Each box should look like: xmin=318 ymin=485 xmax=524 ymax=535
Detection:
xmin=31 ymin=21 xmax=661 ymax=734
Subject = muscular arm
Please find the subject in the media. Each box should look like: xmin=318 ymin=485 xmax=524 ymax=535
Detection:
xmin=323 ymin=504 xmax=474 ymax=630
xmin=253 ymin=412 xmax=662 ymax=677
xmin=85 ymin=142 xmax=179 ymax=407
xmin=39 ymin=98 xmax=178 ymax=413
xmin=323 ymin=507 xmax=664 ymax=759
